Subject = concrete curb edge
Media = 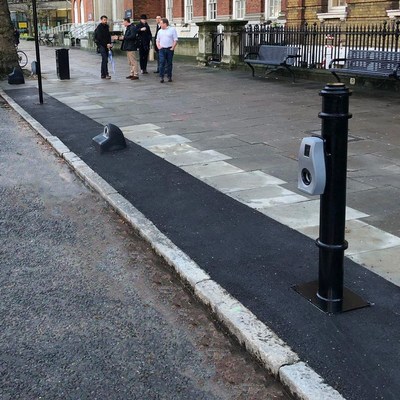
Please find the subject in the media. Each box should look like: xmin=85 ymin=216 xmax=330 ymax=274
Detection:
xmin=1 ymin=88 xmax=345 ymax=400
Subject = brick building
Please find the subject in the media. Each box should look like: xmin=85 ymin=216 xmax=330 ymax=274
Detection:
xmin=71 ymin=0 xmax=164 ymax=24
xmin=70 ymin=0 xmax=400 ymax=27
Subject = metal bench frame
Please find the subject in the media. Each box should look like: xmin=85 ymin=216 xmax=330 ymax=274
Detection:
xmin=244 ymin=45 xmax=301 ymax=82
xmin=329 ymin=49 xmax=400 ymax=82
xmin=44 ymin=33 xmax=55 ymax=46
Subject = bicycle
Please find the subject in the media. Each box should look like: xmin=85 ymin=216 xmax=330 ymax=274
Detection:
xmin=16 ymin=47 xmax=28 ymax=68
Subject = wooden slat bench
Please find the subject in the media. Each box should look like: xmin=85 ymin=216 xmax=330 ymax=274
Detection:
xmin=244 ymin=45 xmax=301 ymax=82
xmin=329 ymin=49 xmax=400 ymax=82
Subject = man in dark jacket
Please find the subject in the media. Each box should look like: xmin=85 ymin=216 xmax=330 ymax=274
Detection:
xmin=153 ymin=15 xmax=162 ymax=73
xmin=120 ymin=18 xmax=139 ymax=80
xmin=94 ymin=15 xmax=112 ymax=79
xmin=136 ymin=14 xmax=152 ymax=74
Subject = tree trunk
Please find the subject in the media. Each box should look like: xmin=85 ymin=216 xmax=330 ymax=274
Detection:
xmin=0 ymin=0 xmax=19 ymax=75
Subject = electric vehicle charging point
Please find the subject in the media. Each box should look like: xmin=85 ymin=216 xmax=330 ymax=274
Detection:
xmin=294 ymin=83 xmax=370 ymax=314
xmin=298 ymin=136 xmax=326 ymax=196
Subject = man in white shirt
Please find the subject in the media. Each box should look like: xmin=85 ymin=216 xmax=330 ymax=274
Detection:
xmin=156 ymin=18 xmax=178 ymax=83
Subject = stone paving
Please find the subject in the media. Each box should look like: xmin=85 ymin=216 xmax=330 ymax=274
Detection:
xmin=4 ymin=40 xmax=400 ymax=288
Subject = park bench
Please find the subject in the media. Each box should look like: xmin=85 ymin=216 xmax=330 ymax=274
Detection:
xmin=39 ymin=32 xmax=46 ymax=45
xmin=44 ymin=33 xmax=55 ymax=46
xmin=329 ymin=49 xmax=400 ymax=82
xmin=244 ymin=45 xmax=301 ymax=82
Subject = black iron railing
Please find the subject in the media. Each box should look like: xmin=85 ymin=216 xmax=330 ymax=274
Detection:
xmin=237 ymin=21 xmax=400 ymax=68
xmin=211 ymin=32 xmax=224 ymax=62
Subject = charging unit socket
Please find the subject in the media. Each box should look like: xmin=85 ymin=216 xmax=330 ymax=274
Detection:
xmin=298 ymin=136 xmax=326 ymax=195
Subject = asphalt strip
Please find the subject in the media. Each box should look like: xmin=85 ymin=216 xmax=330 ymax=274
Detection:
xmin=3 ymin=87 xmax=400 ymax=400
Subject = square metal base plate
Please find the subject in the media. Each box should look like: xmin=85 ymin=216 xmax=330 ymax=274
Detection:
xmin=293 ymin=280 xmax=370 ymax=314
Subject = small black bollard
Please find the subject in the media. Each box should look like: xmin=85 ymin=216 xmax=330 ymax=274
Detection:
xmin=294 ymin=83 xmax=369 ymax=314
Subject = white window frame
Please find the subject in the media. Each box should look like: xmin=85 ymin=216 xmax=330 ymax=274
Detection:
xmin=185 ymin=0 xmax=193 ymax=22
xmin=317 ymin=0 xmax=347 ymax=21
xmin=265 ymin=0 xmax=281 ymax=20
xmin=233 ymin=0 xmax=245 ymax=19
xmin=166 ymin=0 xmax=173 ymax=21
xmin=74 ymin=0 xmax=78 ymax=24
xmin=80 ymin=1 xmax=85 ymax=24
xmin=208 ymin=0 xmax=217 ymax=20
xmin=328 ymin=0 xmax=346 ymax=12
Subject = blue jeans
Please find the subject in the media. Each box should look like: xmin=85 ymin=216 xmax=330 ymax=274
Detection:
xmin=159 ymin=48 xmax=174 ymax=79
xmin=99 ymin=45 xmax=108 ymax=77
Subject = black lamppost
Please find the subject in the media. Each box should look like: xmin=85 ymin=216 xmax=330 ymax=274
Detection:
xmin=32 ymin=0 xmax=43 ymax=104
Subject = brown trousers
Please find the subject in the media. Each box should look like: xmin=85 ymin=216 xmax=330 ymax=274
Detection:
xmin=127 ymin=50 xmax=139 ymax=77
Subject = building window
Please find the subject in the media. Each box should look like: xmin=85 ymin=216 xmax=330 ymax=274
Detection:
xmin=185 ymin=0 xmax=193 ymax=22
xmin=80 ymin=1 xmax=85 ymax=23
xmin=317 ymin=0 xmax=347 ymax=21
xmin=266 ymin=0 xmax=281 ymax=19
xmin=329 ymin=0 xmax=346 ymax=11
xmin=166 ymin=0 xmax=173 ymax=21
xmin=208 ymin=0 xmax=217 ymax=20
xmin=233 ymin=0 xmax=245 ymax=19
xmin=73 ymin=1 xmax=79 ymax=23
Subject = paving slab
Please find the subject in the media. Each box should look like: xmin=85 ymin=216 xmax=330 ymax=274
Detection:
xmin=164 ymin=149 xmax=232 ymax=166
xmin=204 ymin=171 xmax=286 ymax=193
xmin=260 ymin=200 xmax=368 ymax=229
xmin=181 ymin=161 xmax=244 ymax=178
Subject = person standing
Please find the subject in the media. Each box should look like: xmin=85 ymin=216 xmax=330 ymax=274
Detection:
xmin=94 ymin=15 xmax=112 ymax=79
xmin=156 ymin=18 xmax=178 ymax=83
xmin=137 ymin=14 xmax=152 ymax=74
xmin=153 ymin=15 xmax=162 ymax=73
xmin=13 ymin=28 xmax=20 ymax=46
xmin=120 ymin=18 xmax=139 ymax=80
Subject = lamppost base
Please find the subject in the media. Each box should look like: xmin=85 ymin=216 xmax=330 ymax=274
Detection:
xmin=293 ymin=280 xmax=370 ymax=314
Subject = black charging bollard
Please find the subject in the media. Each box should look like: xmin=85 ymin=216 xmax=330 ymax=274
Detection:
xmin=294 ymin=83 xmax=369 ymax=313
xmin=318 ymin=83 xmax=351 ymax=312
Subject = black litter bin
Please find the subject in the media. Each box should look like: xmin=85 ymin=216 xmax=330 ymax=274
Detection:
xmin=55 ymin=48 xmax=70 ymax=80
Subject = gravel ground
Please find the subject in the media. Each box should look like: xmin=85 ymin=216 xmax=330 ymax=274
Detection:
xmin=0 ymin=96 xmax=291 ymax=400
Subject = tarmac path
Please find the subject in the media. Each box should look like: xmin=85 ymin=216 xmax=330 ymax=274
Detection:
xmin=0 ymin=94 xmax=291 ymax=399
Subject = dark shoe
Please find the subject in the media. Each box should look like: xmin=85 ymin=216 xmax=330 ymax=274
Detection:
xmin=101 ymin=75 xmax=106 ymax=79
xmin=153 ymin=70 xmax=159 ymax=73
xmin=131 ymin=76 xmax=139 ymax=80
xmin=105 ymin=75 xmax=111 ymax=79
xmin=126 ymin=76 xmax=133 ymax=79
xmin=142 ymin=70 xmax=148 ymax=74
xmin=160 ymin=79 xmax=164 ymax=83
xmin=168 ymin=78 xmax=172 ymax=82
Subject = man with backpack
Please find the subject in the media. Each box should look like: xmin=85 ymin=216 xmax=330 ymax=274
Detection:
xmin=119 ymin=18 xmax=140 ymax=80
